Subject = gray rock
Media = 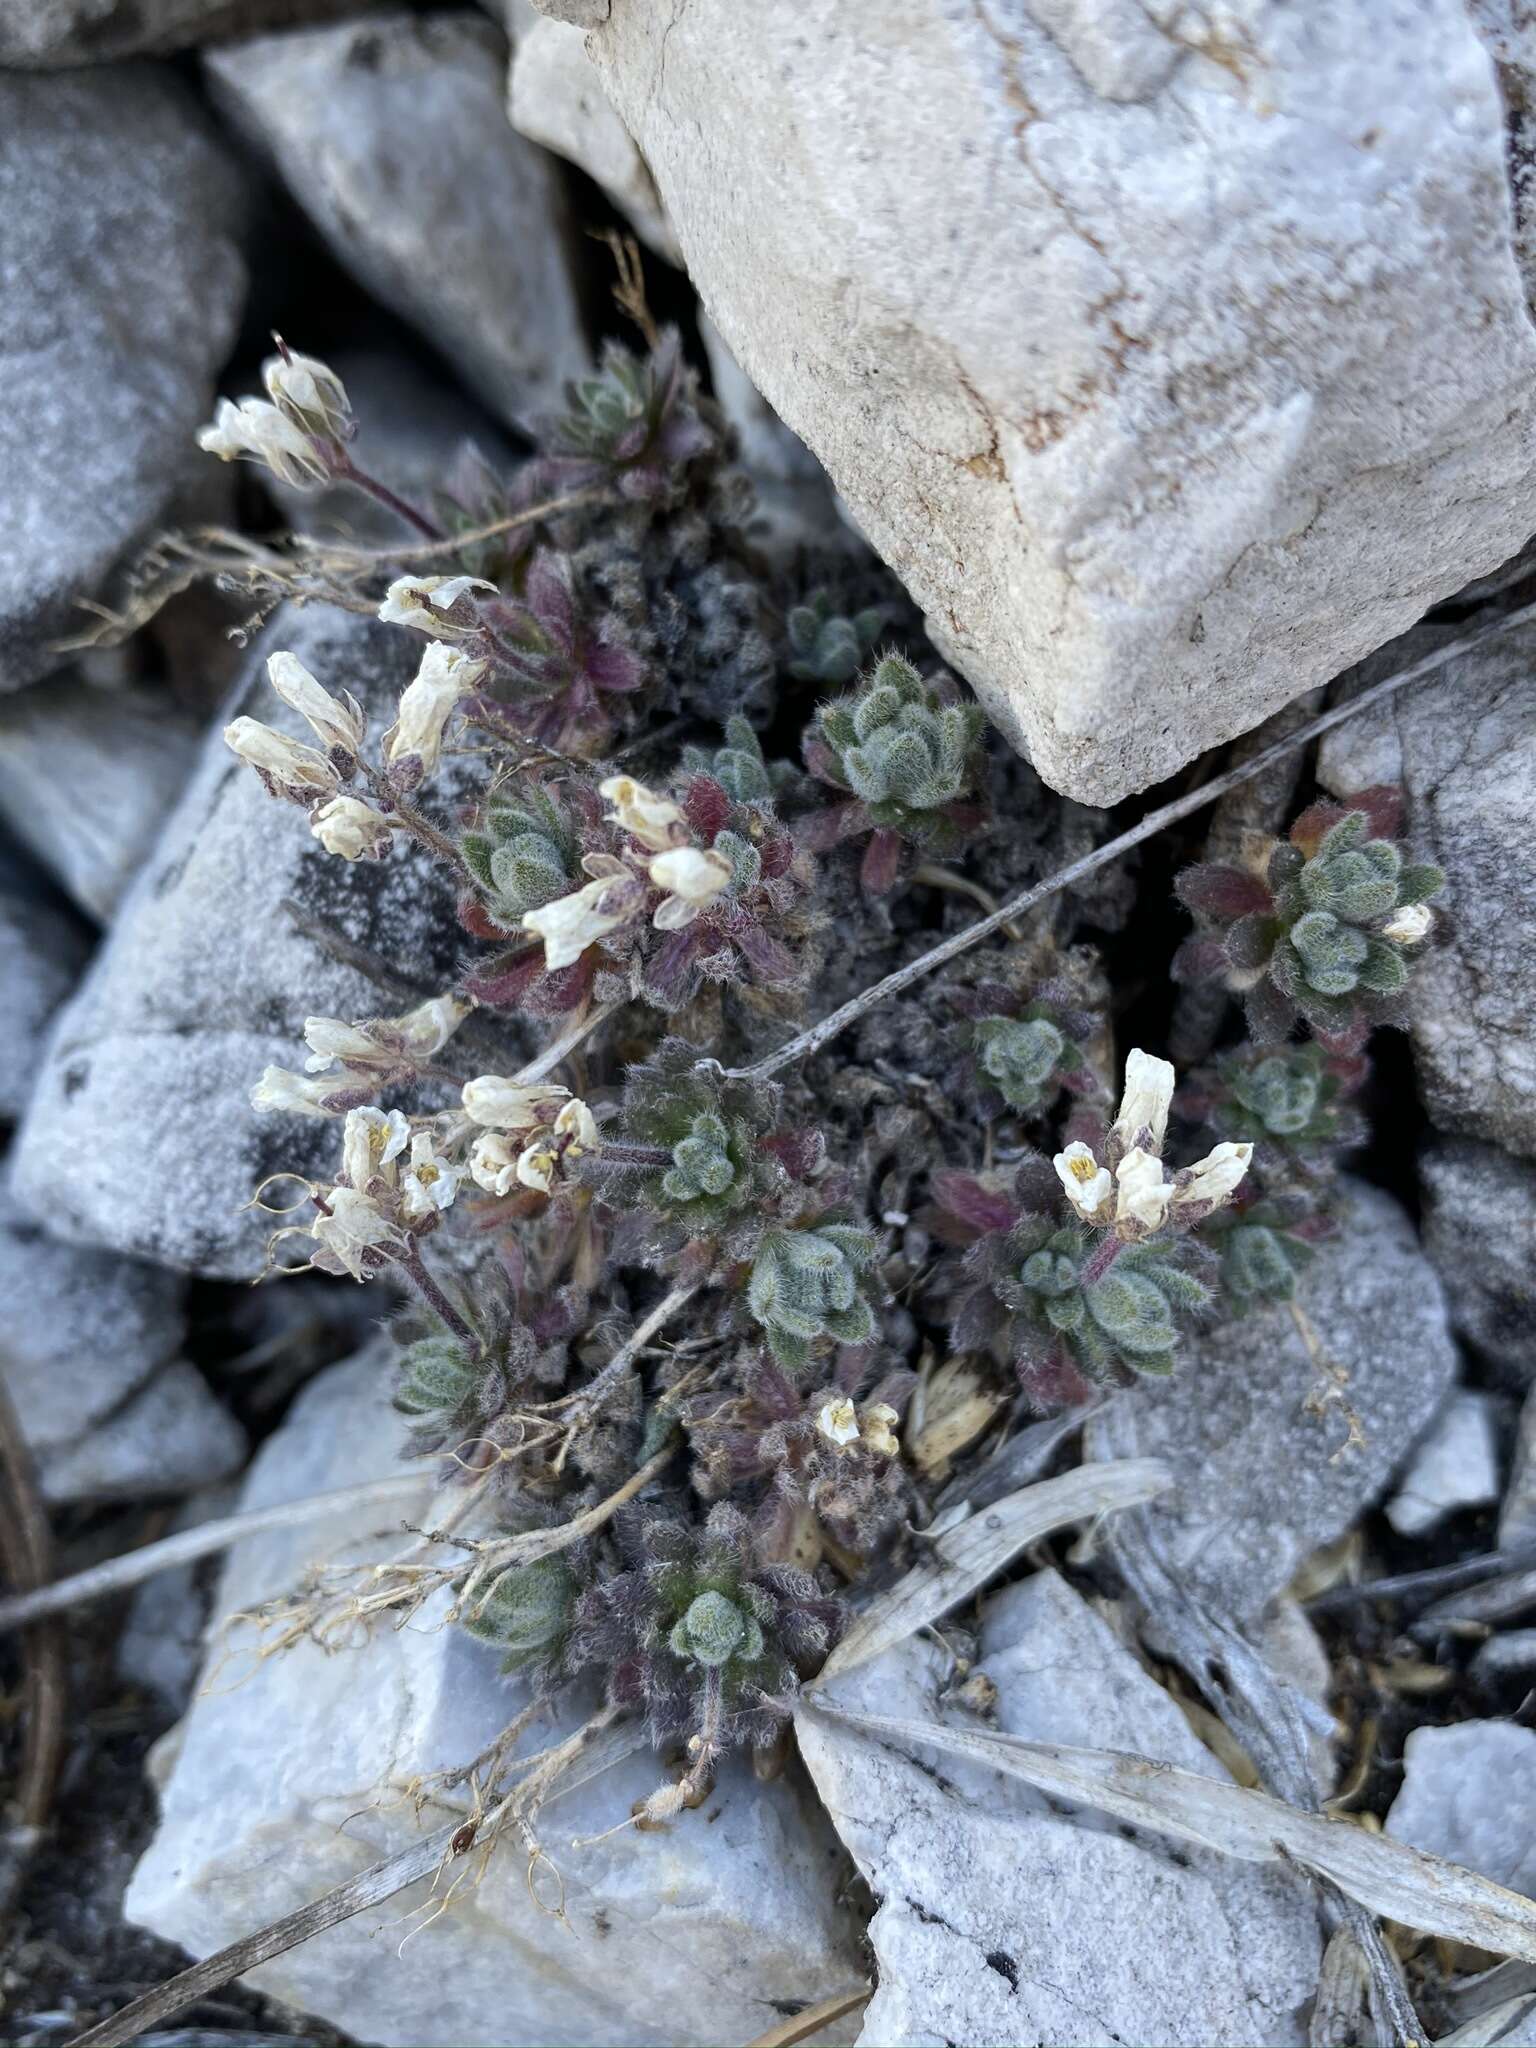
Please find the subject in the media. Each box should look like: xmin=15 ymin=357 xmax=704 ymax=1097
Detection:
xmin=798 ymin=1569 xmax=1320 ymax=2047
xmin=1088 ymin=1183 xmax=1459 ymax=1623
xmin=117 ymin=1485 xmax=239 ymax=1711
xmin=206 ymin=14 xmax=587 ymax=431
xmin=1386 ymin=1722 xmax=1536 ymax=1899
xmin=127 ymin=1347 xmax=865 ymax=2048
xmin=1386 ymin=1391 xmax=1502 ymax=1538
xmin=0 ymin=66 xmax=248 ymax=692
xmin=569 ymin=2 xmax=1536 ymax=804
xmin=0 ymin=1187 xmax=243 ymax=1503
xmin=0 ymin=680 xmax=202 ymax=921
xmin=1421 ymin=1138 xmax=1536 ymax=1383
xmin=1319 ymin=625 xmax=1536 ymax=1157
xmin=0 ymin=844 xmax=93 ymax=1122
xmin=8 ymin=605 xmax=475 ymax=1278
xmin=1502 ymin=1386 xmax=1536 ymax=1551
xmin=1472 ymin=1630 xmax=1536 ymax=1682
xmin=0 ymin=0 xmax=370 ymax=66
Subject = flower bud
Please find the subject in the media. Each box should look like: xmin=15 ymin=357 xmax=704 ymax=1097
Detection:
xmin=1171 ymin=1140 xmax=1253 ymax=1217
xmin=648 ymin=845 xmax=732 ymax=929
xmin=267 ymin=651 xmax=366 ymax=755
xmin=382 ymin=642 xmax=485 ymax=778
xmin=1110 ymin=1048 xmax=1175 ymax=1159
xmin=251 ymin=1065 xmax=370 ymax=1117
xmin=310 ymin=795 xmax=394 ymax=861
xmin=262 ymin=345 xmax=350 ymax=438
xmin=1382 ymin=902 xmax=1434 ymax=945
xmin=599 ymin=773 xmax=687 ymax=853
xmin=1114 ymin=1147 xmax=1171 ymax=1235
xmin=224 ymin=717 xmax=339 ymax=804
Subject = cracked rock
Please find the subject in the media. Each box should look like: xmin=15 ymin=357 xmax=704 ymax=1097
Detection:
xmin=798 ymin=1568 xmax=1320 ymax=2046
xmin=1420 ymin=1137 xmax=1536 ymax=1384
xmin=567 ymin=2 xmax=1536 ymax=802
xmin=206 ymin=13 xmax=587 ymax=430
xmin=126 ymin=1345 xmax=864 ymax=2048
xmin=0 ymin=65 xmax=249 ymax=692
xmin=1088 ymin=1183 xmax=1458 ymax=1623
xmin=0 ymin=1185 xmax=243 ymax=1504
xmin=7 ymin=606 xmax=474 ymax=1278
xmin=1319 ymin=622 xmax=1536 ymax=1158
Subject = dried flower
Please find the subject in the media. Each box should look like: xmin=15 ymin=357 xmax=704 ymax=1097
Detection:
xmin=1382 ymin=902 xmax=1434 ymax=945
xmin=861 ymin=1402 xmax=901 ymax=1459
xmin=1109 ymin=1049 xmax=1175 ymax=1160
xmin=815 ymin=1397 xmax=860 ymax=1448
xmin=1171 ymin=1140 xmax=1253 ymax=1218
xmin=649 ymin=845 xmax=733 ymax=927
xmin=522 ymin=872 xmax=637 ymax=972
xmin=266 ymin=652 xmax=366 ymax=756
xmin=462 ymin=1073 xmax=569 ymax=1131
xmin=310 ymin=795 xmax=394 ymax=861
xmin=383 ymin=643 xmax=485 ymax=778
xmin=310 ymin=1186 xmax=403 ymax=1281
xmin=467 ymin=1129 xmax=522 ymax=1196
xmin=262 ymin=346 xmax=351 ymax=439
xmin=515 ymin=1097 xmax=599 ymax=1193
xmin=377 ymin=574 xmax=496 ymax=635
xmin=599 ymin=774 xmax=687 ymax=853
xmin=223 ymin=717 xmax=338 ymax=805
xmin=1114 ymin=1147 xmax=1172 ymax=1234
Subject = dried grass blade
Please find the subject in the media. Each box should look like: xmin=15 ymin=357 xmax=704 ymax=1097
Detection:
xmin=812 ymin=1457 xmax=1171 ymax=1684
xmin=805 ymin=1704 xmax=1536 ymax=1963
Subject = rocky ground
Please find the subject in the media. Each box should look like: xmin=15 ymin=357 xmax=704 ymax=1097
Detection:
xmin=1 ymin=7 xmax=1535 ymax=2048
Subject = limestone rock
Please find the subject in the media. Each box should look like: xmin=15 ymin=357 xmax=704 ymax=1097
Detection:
xmin=0 ymin=680 xmax=201 ymax=921
xmin=561 ymin=3 xmax=1536 ymax=803
xmin=7 ymin=606 xmax=476 ymax=1278
xmin=0 ymin=842 xmax=93 ymax=1123
xmin=0 ymin=66 xmax=248 ymax=693
xmin=1386 ymin=1722 xmax=1536 ymax=1899
xmin=0 ymin=1187 xmax=243 ymax=1504
xmin=206 ymin=14 xmax=587 ymax=430
xmin=0 ymin=0 xmax=368 ymax=66
xmin=127 ymin=1347 xmax=865 ymax=2048
xmin=1320 ymin=625 xmax=1536 ymax=1157
xmin=798 ymin=1568 xmax=1320 ymax=2046
xmin=1421 ymin=1141 xmax=1536 ymax=1386
xmin=1088 ymin=1183 xmax=1459 ymax=1622
xmin=1385 ymin=1391 xmax=1502 ymax=1538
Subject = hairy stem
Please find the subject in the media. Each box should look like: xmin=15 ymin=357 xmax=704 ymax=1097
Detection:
xmin=397 ymin=1246 xmax=484 ymax=1358
xmin=331 ymin=452 xmax=442 ymax=541
xmin=725 ymin=598 xmax=1536 ymax=1083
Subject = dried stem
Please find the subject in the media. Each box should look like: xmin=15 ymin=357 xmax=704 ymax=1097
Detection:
xmin=312 ymin=489 xmax=611 ymax=567
xmin=727 ymin=600 xmax=1536 ymax=1082
xmin=0 ymin=1371 xmax=66 ymax=1913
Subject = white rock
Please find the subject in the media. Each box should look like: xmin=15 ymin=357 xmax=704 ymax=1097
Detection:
xmin=1421 ymin=1138 xmax=1536 ymax=1384
xmin=1386 ymin=1390 xmax=1502 ymax=1538
xmin=127 ymin=1347 xmax=864 ymax=2047
xmin=508 ymin=12 xmax=678 ymax=260
xmin=0 ymin=0 xmax=365 ymax=65
xmin=0 ymin=1186 xmax=243 ymax=1504
xmin=206 ymin=14 xmax=588 ymax=430
xmin=798 ymin=1569 xmax=1320 ymax=2046
xmin=564 ymin=2 xmax=1536 ymax=803
xmin=0 ymin=66 xmax=248 ymax=692
xmin=1386 ymin=1722 xmax=1536 ymax=1899
xmin=1320 ymin=623 xmax=1536 ymax=1157
xmin=0 ymin=680 xmax=201 ymax=921
xmin=1089 ymin=1183 xmax=1459 ymax=1622
xmin=8 ymin=605 xmax=478 ymax=1278
xmin=0 ymin=845 xmax=92 ymax=1122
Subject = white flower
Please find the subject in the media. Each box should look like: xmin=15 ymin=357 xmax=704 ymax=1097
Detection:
xmin=251 ymin=1065 xmax=348 ymax=1117
xmin=1110 ymin=1048 xmax=1176 ymax=1158
xmin=262 ymin=346 xmax=350 ymax=438
xmin=382 ymin=642 xmax=485 ymax=777
xmin=401 ymin=1130 xmax=462 ymax=1219
xmin=267 ymin=651 xmax=365 ymax=754
xmin=310 ymin=1186 xmax=402 ymax=1281
xmin=1383 ymin=902 xmax=1434 ymax=945
xmin=197 ymin=396 xmax=328 ymax=489
xmin=1054 ymin=1140 xmax=1113 ymax=1222
xmin=341 ymin=1105 xmax=410 ymax=1189
xmin=522 ymin=873 xmax=636 ymax=971
xmin=553 ymin=1097 xmax=599 ymax=1156
xmin=648 ymin=845 xmax=732 ymax=929
xmin=377 ymin=574 xmax=497 ymax=634
xmin=1172 ymin=1140 xmax=1253 ymax=1217
xmin=468 ymin=1129 xmax=522 ymax=1196
xmin=816 ymin=1397 xmax=860 ymax=1448
xmin=861 ymin=1402 xmax=901 ymax=1459
xmin=224 ymin=717 xmax=338 ymax=803
xmin=515 ymin=1136 xmax=558 ymax=1194
xmin=310 ymin=796 xmax=394 ymax=861
xmin=461 ymin=1073 xmax=569 ymax=1131
xmin=599 ymin=774 xmax=687 ymax=853
xmin=1114 ymin=1147 xmax=1172 ymax=1234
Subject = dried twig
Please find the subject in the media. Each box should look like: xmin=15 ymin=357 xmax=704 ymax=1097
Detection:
xmin=1306 ymin=1545 xmax=1536 ymax=1617
xmin=0 ymin=1472 xmax=430 ymax=1635
xmin=727 ymin=599 xmax=1536 ymax=1081
xmin=744 ymin=1986 xmax=873 ymax=2048
xmin=0 ymin=1373 xmax=66 ymax=1912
